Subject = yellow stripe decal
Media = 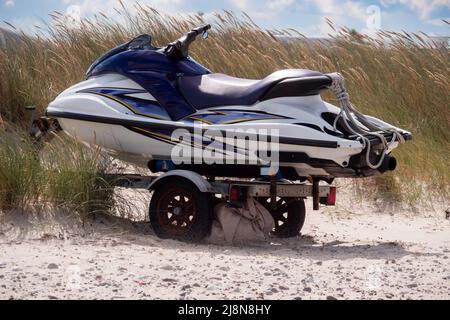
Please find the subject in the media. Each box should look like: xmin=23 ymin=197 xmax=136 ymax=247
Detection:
xmin=132 ymin=127 xmax=175 ymax=143
xmin=221 ymin=117 xmax=282 ymax=125
xmin=84 ymin=91 xmax=165 ymax=121
xmin=189 ymin=117 xmax=213 ymax=125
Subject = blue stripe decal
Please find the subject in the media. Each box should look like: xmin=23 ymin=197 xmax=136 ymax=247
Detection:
xmin=183 ymin=111 xmax=287 ymax=125
xmin=78 ymin=88 xmax=171 ymax=120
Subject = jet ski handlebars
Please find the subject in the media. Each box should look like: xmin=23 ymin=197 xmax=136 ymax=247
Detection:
xmin=164 ymin=24 xmax=211 ymax=60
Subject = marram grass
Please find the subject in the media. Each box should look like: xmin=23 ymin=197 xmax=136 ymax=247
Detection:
xmin=0 ymin=127 xmax=43 ymax=211
xmin=42 ymin=135 xmax=115 ymax=217
xmin=0 ymin=125 xmax=116 ymax=215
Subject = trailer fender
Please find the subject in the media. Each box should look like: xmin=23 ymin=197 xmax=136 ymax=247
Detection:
xmin=148 ymin=170 xmax=215 ymax=193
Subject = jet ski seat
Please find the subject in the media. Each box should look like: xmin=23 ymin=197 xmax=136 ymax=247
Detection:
xmin=178 ymin=69 xmax=332 ymax=109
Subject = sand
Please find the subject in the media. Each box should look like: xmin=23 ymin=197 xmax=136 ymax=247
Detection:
xmin=0 ymin=189 xmax=449 ymax=300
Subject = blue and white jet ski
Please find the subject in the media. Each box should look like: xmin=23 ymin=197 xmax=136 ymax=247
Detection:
xmin=46 ymin=25 xmax=412 ymax=181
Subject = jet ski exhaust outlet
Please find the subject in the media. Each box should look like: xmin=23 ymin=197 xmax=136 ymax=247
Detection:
xmin=327 ymin=73 xmax=405 ymax=170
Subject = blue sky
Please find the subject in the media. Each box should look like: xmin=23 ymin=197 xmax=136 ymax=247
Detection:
xmin=1 ymin=0 xmax=449 ymax=37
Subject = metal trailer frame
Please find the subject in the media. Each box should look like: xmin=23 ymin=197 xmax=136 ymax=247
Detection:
xmin=108 ymin=170 xmax=336 ymax=210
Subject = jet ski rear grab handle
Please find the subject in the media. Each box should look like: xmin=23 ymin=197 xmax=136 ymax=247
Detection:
xmin=327 ymin=73 xmax=406 ymax=170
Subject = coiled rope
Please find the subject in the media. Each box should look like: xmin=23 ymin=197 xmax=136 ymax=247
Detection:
xmin=327 ymin=73 xmax=405 ymax=169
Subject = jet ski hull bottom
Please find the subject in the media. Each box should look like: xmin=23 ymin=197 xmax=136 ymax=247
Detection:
xmin=148 ymin=155 xmax=397 ymax=180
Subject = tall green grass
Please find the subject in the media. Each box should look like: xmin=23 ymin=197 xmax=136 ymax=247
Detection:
xmin=0 ymin=127 xmax=42 ymax=210
xmin=0 ymin=125 xmax=115 ymax=215
xmin=42 ymin=136 xmax=115 ymax=217
xmin=0 ymin=4 xmax=448 ymax=206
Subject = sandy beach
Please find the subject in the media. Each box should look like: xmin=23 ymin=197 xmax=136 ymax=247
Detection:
xmin=1 ymin=189 xmax=449 ymax=300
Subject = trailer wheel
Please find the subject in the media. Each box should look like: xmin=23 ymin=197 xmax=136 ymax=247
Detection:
xmin=259 ymin=198 xmax=306 ymax=238
xmin=149 ymin=180 xmax=212 ymax=242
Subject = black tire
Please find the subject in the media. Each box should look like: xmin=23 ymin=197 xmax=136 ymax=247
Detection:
xmin=149 ymin=180 xmax=213 ymax=242
xmin=259 ymin=198 xmax=306 ymax=238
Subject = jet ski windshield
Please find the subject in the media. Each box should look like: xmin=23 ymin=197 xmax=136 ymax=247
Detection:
xmin=86 ymin=34 xmax=155 ymax=78
xmin=86 ymin=25 xmax=211 ymax=78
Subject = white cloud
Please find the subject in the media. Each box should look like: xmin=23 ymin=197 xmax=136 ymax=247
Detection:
xmin=228 ymin=0 xmax=372 ymax=37
xmin=228 ymin=0 xmax=294 ymax=13
xmin=267 ymin=0 xmax=295 ymax=11
xmin=380 ymin=0 xmax=450 ymax=20
xmin=62 ymin=0 xmax=185 ymax=18
xmin=426 ymin=18 xmax=449 ymax=26
xmin=5 ymin=16 xmax=44 ymax=34
xmin=302 ymin=0 xmax=369 ymax=37
xmin=4 ymin=0 xmax=15 ymax=8
xmin=229 ymin=0 xmax=251 ymax=11
xmin=309 ymin=0 xmax=367 ymax=21
xmin=227 ymin=0 xmax=291 ymax=21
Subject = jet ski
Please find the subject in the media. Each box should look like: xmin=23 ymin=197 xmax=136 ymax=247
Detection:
xmin=46 ymin=25 xmax=412 ymax=181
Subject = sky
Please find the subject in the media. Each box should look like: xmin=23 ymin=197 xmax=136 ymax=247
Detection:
xmin=1 ymin=0 xmax=449 ymax=37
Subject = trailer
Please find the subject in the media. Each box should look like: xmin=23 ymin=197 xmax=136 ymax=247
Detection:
xmin=109 ymin=171 xmax=336 ymax=242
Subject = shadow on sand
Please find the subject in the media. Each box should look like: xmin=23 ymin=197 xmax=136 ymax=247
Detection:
xmin=84 ymin=213 xmax=439 ymax=262
xmin=1 ymin=211 xmax=441 ymax=262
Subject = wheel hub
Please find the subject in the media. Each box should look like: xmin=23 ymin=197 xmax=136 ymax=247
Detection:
xmin=173 ymin=207 xmax=183 ymax=216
